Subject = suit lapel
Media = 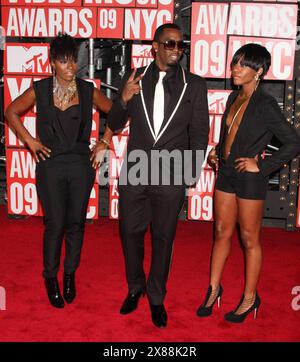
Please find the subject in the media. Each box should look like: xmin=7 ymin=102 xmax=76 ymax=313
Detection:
xmin=140 ymin=63 xmax=157 ymax=141
xmin=233 ymin=88 xmax=261 ymax=146
xmin=220 ymin=88 xmax=261 ymax=153
xmin=140 ymin=64 xmax=188 ymax=145
xmin=219 ymin=91 xmax=238 ymax=147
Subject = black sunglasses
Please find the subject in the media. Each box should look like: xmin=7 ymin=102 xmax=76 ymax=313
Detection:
xmin=159 ymin=40 xmax=186 ymax=51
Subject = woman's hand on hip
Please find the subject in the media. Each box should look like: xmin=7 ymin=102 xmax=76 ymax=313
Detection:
xmin=235 ymin=156 xmax=259 ymax=172
xmin=208 ymin=148 xmax=219 ymax=171
xmin=26 ymin=138 xmax=51 ymax=163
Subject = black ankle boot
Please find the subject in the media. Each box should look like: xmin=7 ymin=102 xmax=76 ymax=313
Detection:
xmin=63 ymin=272 xmax=76 ymax=304
xmin=150 ymin=304 xmax=168 ymax=328
xmin=197 ymin=285 xmax=223 ymax=317
xmin=44 ymin=277 xmax=65 ymax=308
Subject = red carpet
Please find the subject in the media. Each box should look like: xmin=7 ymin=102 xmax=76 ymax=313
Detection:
xmin=0 ymin=204 xmax=300 ymax=342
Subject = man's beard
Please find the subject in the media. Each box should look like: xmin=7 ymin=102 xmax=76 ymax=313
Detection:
xmin=167 ymin=61 xmax=179 ymax=67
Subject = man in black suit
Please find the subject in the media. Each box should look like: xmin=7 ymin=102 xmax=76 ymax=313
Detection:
xmin=107 ymin=23 xmax=209 ymax=328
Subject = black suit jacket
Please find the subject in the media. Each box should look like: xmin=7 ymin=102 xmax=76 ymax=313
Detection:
xmin=107 ymin=62 xmax=209 ymax=184
xmin=217 ymin=87 xmax=300 ymax=177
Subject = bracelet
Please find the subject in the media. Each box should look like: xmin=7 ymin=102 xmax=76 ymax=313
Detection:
xmin=99 ymin=138 xmax=110 ymax=147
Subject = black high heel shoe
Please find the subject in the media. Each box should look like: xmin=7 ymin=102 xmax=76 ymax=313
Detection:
xmin=196 ymin=285 xmax=223 ymax=317
xmin=224 ymin=293 xmax=260 ymax=323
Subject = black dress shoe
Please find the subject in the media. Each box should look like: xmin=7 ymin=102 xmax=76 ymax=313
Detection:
xmin=44 ymin=277 xmax=65 ymax=309
xmin=120 ymin=291 xmax=144 ymax=315
xmin=63 ymin=272 xmax=76 ymax=304
xmin=150 ymin=304 xmax=167 ymax=328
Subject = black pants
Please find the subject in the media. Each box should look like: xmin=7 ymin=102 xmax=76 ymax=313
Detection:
xmin=118 ymin=184 xmax=185 ymax=305
xmin=36 ymin=155 xmax=95 ymax=278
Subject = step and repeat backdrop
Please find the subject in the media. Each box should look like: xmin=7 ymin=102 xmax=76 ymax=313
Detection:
xmin=2 ymin=0 xmax=299 ymax=223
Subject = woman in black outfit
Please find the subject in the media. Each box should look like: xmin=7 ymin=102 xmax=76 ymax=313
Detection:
xmin=196 ymin=44 xmax=300 ymax=323
xmin=5 ymin=33 xmax=112 ymax=308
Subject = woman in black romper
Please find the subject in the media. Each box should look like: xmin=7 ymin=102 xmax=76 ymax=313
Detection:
xmin=196 ymin=44 xmax=300 ymax=323
xmin=6 ymin=33 xmax=113 ymax=308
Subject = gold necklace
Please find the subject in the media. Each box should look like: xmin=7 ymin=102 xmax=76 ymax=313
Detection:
xmin=53 ymin=77 xmax=77 ymax=108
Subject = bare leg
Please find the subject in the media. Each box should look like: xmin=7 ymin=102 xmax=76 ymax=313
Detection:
xmin=205 ymin=190 xmax=238 ymax=307
xmin=234 ymin=197 xmax=264 ymax=314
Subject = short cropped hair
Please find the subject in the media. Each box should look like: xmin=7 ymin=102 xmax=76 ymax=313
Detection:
xmin=50 ymin=32 xmax=78 ymax=63
xmin=231 ymin=43 xmax=271 ymax=78
xmin=153 ymin=23 xmax=182 ymax=42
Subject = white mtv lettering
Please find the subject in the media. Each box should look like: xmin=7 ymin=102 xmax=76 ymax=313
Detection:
xmin=125 ymin=9 xmax=140 ymax=38
xmin=86 ymin=187 xmax=96 ymax=219
xmin=208 ymin=93 xmax=228 ymax=114
xmin=142 ymin=10 xmax=156 ymax=39
xmin=132 ymin=57 xmax=153 ymax=68
xmin=271 ymin=42 xmax=292 ymax=79
xmin=197 ymin=171 xmax=215 ymax=193
xmin=124 ymin=9 xmax=171 ymax=39
xmin=110 ymin=198 xmax=119 ymax=219
xmin=7 ymin=8 xmax=93 ymax=37
xmin=111 ymin=158 xmax=123 ymax=178
xmin=212 ymin=115 xmax=222 ymax=144
xmin=7 ymin=9 xmax=34 ymax=36
xmin=64 ymin=9 xmax=79 ymax=36
xmin=0 ymin=287 xmax=6 ymax=311
xmin=10 ymin=151 xmax=35 ymax=178
xmin=8 ymin=116 xmax=36 ymax=146
xmin=112 ymin=136 xmax=128 ymax=158
xmin=111 ymin=179 xmax=119 ymax=196
xmin=7 ymin=46 xmax=49 ymax=74
xmin=7 ymin=77 xmax=32 ymax=101
xmin=84 ymin=0 xmax=133 ymax=4
xmin=78 ymin=9 xmax=93 ymax=38
xmin=228 ymin=4 xmax=296 ymax=38
xmin=195 ymin=4 xmax=228 ymax=35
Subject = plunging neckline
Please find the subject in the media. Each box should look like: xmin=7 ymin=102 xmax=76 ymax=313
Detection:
xmin=54 ymin=104 xmax=80 ymax=112
xmin=223 ymin=92 xmax=253 ymax=160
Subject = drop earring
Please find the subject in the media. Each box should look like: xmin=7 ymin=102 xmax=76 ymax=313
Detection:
xmin=254 ymin=73 xmax=261 ymax=90
xmin=53 ymin=68 xmax=57 ymax=88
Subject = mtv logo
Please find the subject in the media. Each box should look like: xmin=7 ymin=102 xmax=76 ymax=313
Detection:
xmin=132 ymin=44 xmax=153 ymax=58
xmin=6 ymin=44 xmax=51 ymax=75
xmin=208 ymin=91 xmax=230 ymax=114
